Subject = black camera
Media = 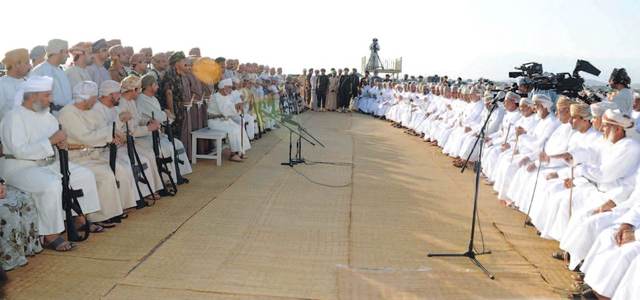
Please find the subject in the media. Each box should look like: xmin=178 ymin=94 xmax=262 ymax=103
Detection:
xmin=508 ymin=60 xmax=601 ymax=103
xmin=508 ymin=62 xmax=544 ymax=78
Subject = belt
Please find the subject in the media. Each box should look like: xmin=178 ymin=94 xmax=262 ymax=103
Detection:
xmin=207 ymin=114 xmax=228 ymax=120
xmin=3 ymin=154 xmax=56 ymax=166
xmin=68 ymin=144 xmax=108 ymax=151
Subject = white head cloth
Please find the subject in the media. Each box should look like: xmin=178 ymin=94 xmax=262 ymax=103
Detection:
xmin=519 ymin=97 xmax=533 ymax=107
xmin=590 ymin=101 xmax=618 ymax=117
xmin=14 ymin=75 xmax=54 ymax=105
xmin=46 ymin=39 xmax=68 ymax=55
xmin=603 ymin=109 xmax=633 ymax=128
xmin=532 ymin=94 xmax=553 ymax=110
xmin=99 ymin=80 xmax=121 ymax=97
xmin=218 ymin=78 xmax=233 ymax=89
xmin=73 ymin=81 xmax=98 ymax=103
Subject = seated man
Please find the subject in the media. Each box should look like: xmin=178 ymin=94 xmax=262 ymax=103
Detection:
xmin=207 ymin=78 xmax=251 ymax=162
xmin=136 ymin=74 xmax=192 ymax=179
xmin=0 ymin=76 xmax=101 ymax=251
xmin=58 ymin=81 xmax=126 ymax=227
xmin=93 ymin=80 xmax=159 ymax=207
xmin=579 ymin=194 xmax=640 ymax=298
xmin=0 ymin=178 xmax=42 ymax=270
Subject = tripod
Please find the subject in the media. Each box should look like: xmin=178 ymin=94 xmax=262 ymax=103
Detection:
xmin=427 ymin=101 xmax=497 ymax=280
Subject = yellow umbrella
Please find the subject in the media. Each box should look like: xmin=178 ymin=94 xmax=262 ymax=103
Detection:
xmin=192 ymin=57 xmax=223 ymax=85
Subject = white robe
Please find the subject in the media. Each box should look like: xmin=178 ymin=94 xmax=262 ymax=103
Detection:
xmin=509 ymin=121 xmax=573 ymax=212
xmin=0 ymin=75 xmax=24 ymax=122
xmin=560 ymin=167 xmax=640 ymax=270
xmin=545 ymin=137 xmax=640 ymax=241
xmin=581 ymin=226 xmax=640 ymax=298
xmin=613 ymin=254 xmax=640 ymax=299
xmin=64 ymin=66 xmax=92 ymax=93
xmin=136 ymin=93 xmax=192 ymax=178
xmin=0 ymin=106 xmax=100 ymax=235
xmin=30 ymin=62 xmax=73 ymax=107
xmin=458 ymin=105 xmax=505 ymax=162
xmin=118 ymin=97 xmax=164 ymax=195
xmin=442 ymin=100 xmax=484 ymax=156
xmin=481 ymin=109 xmax=522 ymax=179
xmin=58 ymin=104 xmax=124 ymax=222
xmin=207 ymin=92 xmax=251 ymax=153
xmin=530 ymin=129 xmax=604 ymax=236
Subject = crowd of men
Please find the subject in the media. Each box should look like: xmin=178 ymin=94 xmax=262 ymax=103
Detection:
xmin=0 ymin=38 xmax=292 ymax=278
xmin=355 ymin=70 xmax=639 ymax=299
xmin=297 ymin=68 xmax=362 ymax=112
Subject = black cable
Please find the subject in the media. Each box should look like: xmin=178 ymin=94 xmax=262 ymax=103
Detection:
xmin=303 ymin=160 xmax=353 ymax=167
xmin=474 ymin=208 xmax=487 ymax=254
xmin=291 ymin=165 xmax=352 ymax=188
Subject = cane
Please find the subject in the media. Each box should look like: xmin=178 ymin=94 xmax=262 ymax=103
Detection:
xmin=569 ymin=164 xmax=575 ymax=218
xmin=510 ymin=132 xmax=520 ymax=163
xmin=503 ymin=124 xmax=512 ymax=145
xmin=524 ymin=141 xmax=548 ymax=227
xmin=240 ymin=112 xmax=245 ymax=156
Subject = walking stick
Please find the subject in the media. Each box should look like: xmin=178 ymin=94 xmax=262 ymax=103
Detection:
xmin=510 ymin=131 xmax=520 ymax=163
xmin=569 ymin=164 xmax=574 ymax=218
xmin=524 ymin=141 xmax=548 ymax=227
xmin=240 ymin=112 xmax=245 ymax=156
xmin=503 ymin=124 xmax=512 ymax=145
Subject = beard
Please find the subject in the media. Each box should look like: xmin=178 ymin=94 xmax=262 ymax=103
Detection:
xmin=32 ymin=100 xmax=49 ymax=114
xmin=607 ymin=129 xmax=618 ymax=143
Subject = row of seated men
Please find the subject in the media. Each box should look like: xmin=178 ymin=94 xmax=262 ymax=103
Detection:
xmin=355 ymin=72 xmax=639 ymax=299
xmin=0 ymin=40 xmax=288 ymax=272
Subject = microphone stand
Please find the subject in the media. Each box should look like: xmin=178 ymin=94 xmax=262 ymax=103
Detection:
xmin=427 ymin=99 xmax=497 ymax=280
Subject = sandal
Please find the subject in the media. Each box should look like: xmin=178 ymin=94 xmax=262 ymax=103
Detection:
xmin=88 ymin=223 xmax=109 ymax=231
xmin=43 ymin=236 xmax=75 ymax=252
xmin=229 ymin=155 xmax=243 ymax=162
xmin=551 ymin=250 xmax=567 ymax=261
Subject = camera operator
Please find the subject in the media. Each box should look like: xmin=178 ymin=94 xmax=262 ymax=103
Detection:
xmin=516 ymin=77 xmax=534 ymax=98
xmin=608 ymin=68 xmax=633 ymax=114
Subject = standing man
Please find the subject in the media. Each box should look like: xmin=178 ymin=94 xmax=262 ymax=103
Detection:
xmin=350 ymin=68 xmax=360 ymax=111
xmin=86 ymin=39 xmax=111 ymax=87
xmin=65 ymin=42 xmax=92 ymax=90
xmin=608 ymin=68 xmax=633 ymax=115
xmin=306 ymin=68 xmax=313 ymax=108
xmin=160 ymin=51 xmax=192 ymax=160
xmin=310 ymin=69 xmax=318 ymax=111
xmin=0 ymin=49 xmax=31 ymax=122
xmin=338 ymin=68 xmax=352 ymax=112
xmin=316 ymin=68 xmax=329 ymax=111
xmin=128 ymin=53 xmax=147 ymax=77
xmin=29 ymin=46 xmax=46 ymax=67
xmin=30 ymin=39 xmax=73 ymax=111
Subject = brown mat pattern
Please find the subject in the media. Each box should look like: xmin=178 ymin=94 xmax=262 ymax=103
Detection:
xmin=3 ymin=112 xmax=571 ymax=300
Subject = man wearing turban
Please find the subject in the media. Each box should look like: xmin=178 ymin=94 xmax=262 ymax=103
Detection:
xmin=0 ymin=49 xmax=31 ymax=122
xmin=207 ymin=78 xmax=251 ymax=162
xmin=0 ymin=76 xmax=102 ymax=251
xmin=57 ymin=81 xmax=126 ymax=227
xmin=30 ymin=39 xmax=73 ymax=110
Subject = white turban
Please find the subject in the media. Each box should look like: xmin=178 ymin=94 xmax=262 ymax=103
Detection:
xmin=73 ymin=81 xmax=98 ymax=103
xmin=590 ymin=101 xmax=618 ymax=117
xmin=519 ymin=97 xmax=533 ymax=107
xmin=218 ymin=78 xmax=233 ymax=89
xmin=99 ymin=80 xmax=121 ymax=97
xmin=532 ymin=94 xmax=553 ymax=110
xmin=25 ymin=76 xmax=54 ymax=93
xmin=505 ymin=91 xmax=521 ymax=102
xmin=14 ymin=76 xmax=54 ymax=105
xmin=46 ymin=39 xmax=68 ymax=55
xmin=603 ymin=109 xmax=633 ymax=129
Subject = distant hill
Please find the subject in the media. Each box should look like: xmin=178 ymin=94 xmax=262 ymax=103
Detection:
xmin=584 ymin=79 xmax=607 ymax=87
